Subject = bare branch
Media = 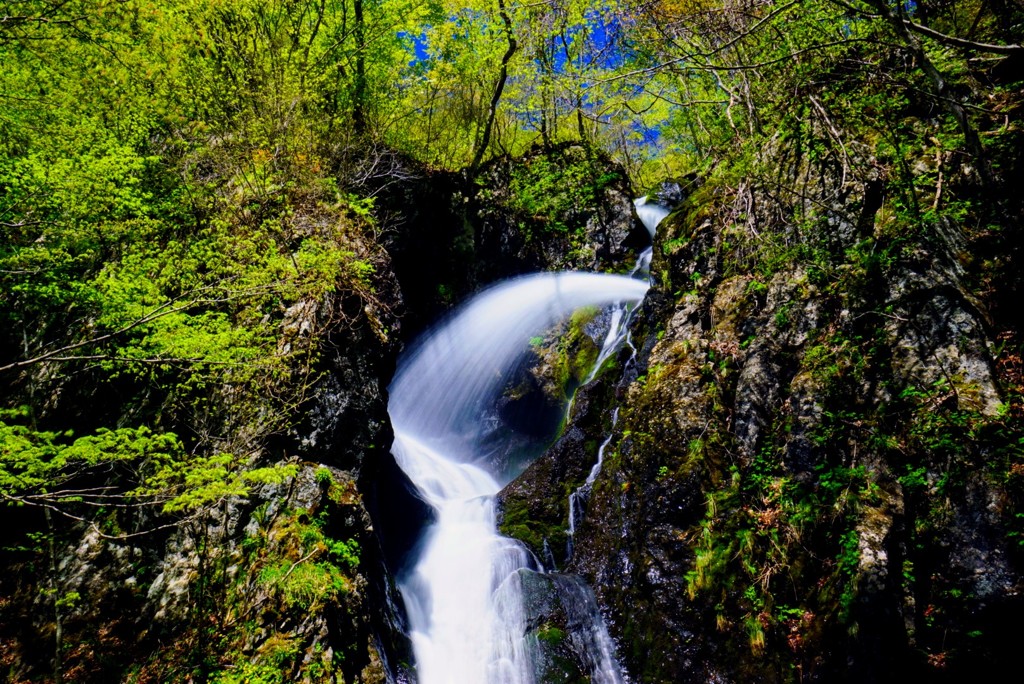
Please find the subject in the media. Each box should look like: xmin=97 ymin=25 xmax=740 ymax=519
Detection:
xmin=828 ymin=0 xmax=1022 ymax=54
xmin=589 ymin=38 xmax=879 ymax=86
xmin=1 ymin=491 xmax=195 ymax=540
xmin=902 ymin=17 xmax=1023 ymax=55
xmin=471 ymin=0 xmax=517 ymax=171
xmin=0 ymin=278 xmax=285 ymax=374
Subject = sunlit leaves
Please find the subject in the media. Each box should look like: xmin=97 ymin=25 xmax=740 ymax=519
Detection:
xmin=1 ymin=404 xmax=300 ymax=524
xmin=0 ymin=406 xmax=184 ymax=505
xmin=140 ymin=452 xmax=298 ymax=513
xmin=1 ymin=0 xmax=394 ymax=526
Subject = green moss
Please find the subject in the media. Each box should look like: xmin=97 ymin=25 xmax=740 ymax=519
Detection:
xmin=536 ymin=625 xmax=566 ymax=645
xmin=530 ymin=305 xmax=602 ymax=401
xmin=499 ymin=499 xmax=567 ymax=558
xmin=506 ymin=146 xmax=622 ymax=247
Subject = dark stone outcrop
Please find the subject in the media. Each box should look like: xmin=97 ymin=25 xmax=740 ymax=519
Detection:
xmin=0 ymin=229 xmax=407 ymax=683
xmin=374 ymin=143 xmax=650 ymax=339
xmin=518 ymin=569 xmax=625 ymax=684
xmin=500 ymin=138 xmax=1024 ymax=680
xmin=497 ymin=380 xmax=620 ymax=570
xmin=471 ymin=143 xmax=650 ymax=278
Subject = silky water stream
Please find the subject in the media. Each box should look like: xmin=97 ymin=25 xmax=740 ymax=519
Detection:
xmin=388 ymin=200 xmax=670 ymax=684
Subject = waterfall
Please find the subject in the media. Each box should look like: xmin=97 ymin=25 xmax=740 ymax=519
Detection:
xmin=634 ymin=196 xmax=670 ymax=238
xmin=566 ymin=198 xmax=671 ymax=562
xmin=567 ymin=407 xmax=619 ymax=558
xmin=389 ymin=272 xmax=648 ymax=684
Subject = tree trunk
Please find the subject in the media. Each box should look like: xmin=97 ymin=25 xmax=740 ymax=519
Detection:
xmin=353 ymin=0 xmax=366 ymax=135
xmin=44 ymin=508 xmax=63 ymax=684
xmin=471 ymin=0 xmax=516 ymax=171
xmin=864 ymin=0 xmax=989 ymax=181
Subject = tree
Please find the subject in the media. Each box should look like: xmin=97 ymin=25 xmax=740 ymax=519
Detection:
xmin=471 ymin=0 xmax=518 ymax=169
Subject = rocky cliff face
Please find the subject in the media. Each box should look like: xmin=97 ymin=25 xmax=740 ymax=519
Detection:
xmin=0 ymin=213 xmax=405 ymax=682
xmin=502 ymin=147 xmax=1024 ymax=680
xmin=5 ymin=121 xmax=1020 ymax=681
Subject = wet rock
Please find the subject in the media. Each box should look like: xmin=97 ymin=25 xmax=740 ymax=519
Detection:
xmin=497 ymin=381 xmax=616 ymax=569
xmin=518 ymin=569 xmax=625 ymax=684
xmin=644 ymin=174 xmax=700 ymax=208
xmin=502 ymin=151 xmax=1023 ymax=681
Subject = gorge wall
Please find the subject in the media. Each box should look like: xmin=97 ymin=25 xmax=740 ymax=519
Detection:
xmin=500 ymin=125 xmax=1024 ymax=681
xmin=4 ymin=127 xmax=1022 ymax=681
xmin=5 ymin=1 xmax=1024 ymax=681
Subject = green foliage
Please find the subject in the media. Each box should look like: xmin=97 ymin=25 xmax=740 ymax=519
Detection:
xmin=504 ymin=148 xmax=621 ymax=245
xmin=141 ymin=454 xmax=298 ymax=514
xmin=258 ymin=559 xmax=349 ymax=611
xmin=254 ymin=506 xmax=360 ymax=611
xmin=314 ymin=467 xmax=333 ymax=486
xmin=836 ymin=529 xmax=861 ymax=618
xmin=1 ymin=406 xmax=183 ymax=505
xmin=511 ymin=155 xmax=609 ymax=223
xmin=209 ymin=634 xmax=305 ymax=684
xmin=1 ymin=0 xmax=1022 ymax=676
xmin=0 ymin=0 xmax=400 ymax=549
xmin=1 ymin=404 xmax=302 ymax=528
xmin=210 ymin=660 xmax=285 ymax=684
xmin=683 ymin=389 xmax=882 ymax=651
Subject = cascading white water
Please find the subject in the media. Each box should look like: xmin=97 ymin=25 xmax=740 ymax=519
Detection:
xmin=567 ymin=198 xmax=672 ymax=561
xmin=389 ymin=272 xmax=649 ymax=684
xmin=567 ymin=407 xmax=619 ymax=558
xmin=634 ymin=196 xmax=670 ymax=238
